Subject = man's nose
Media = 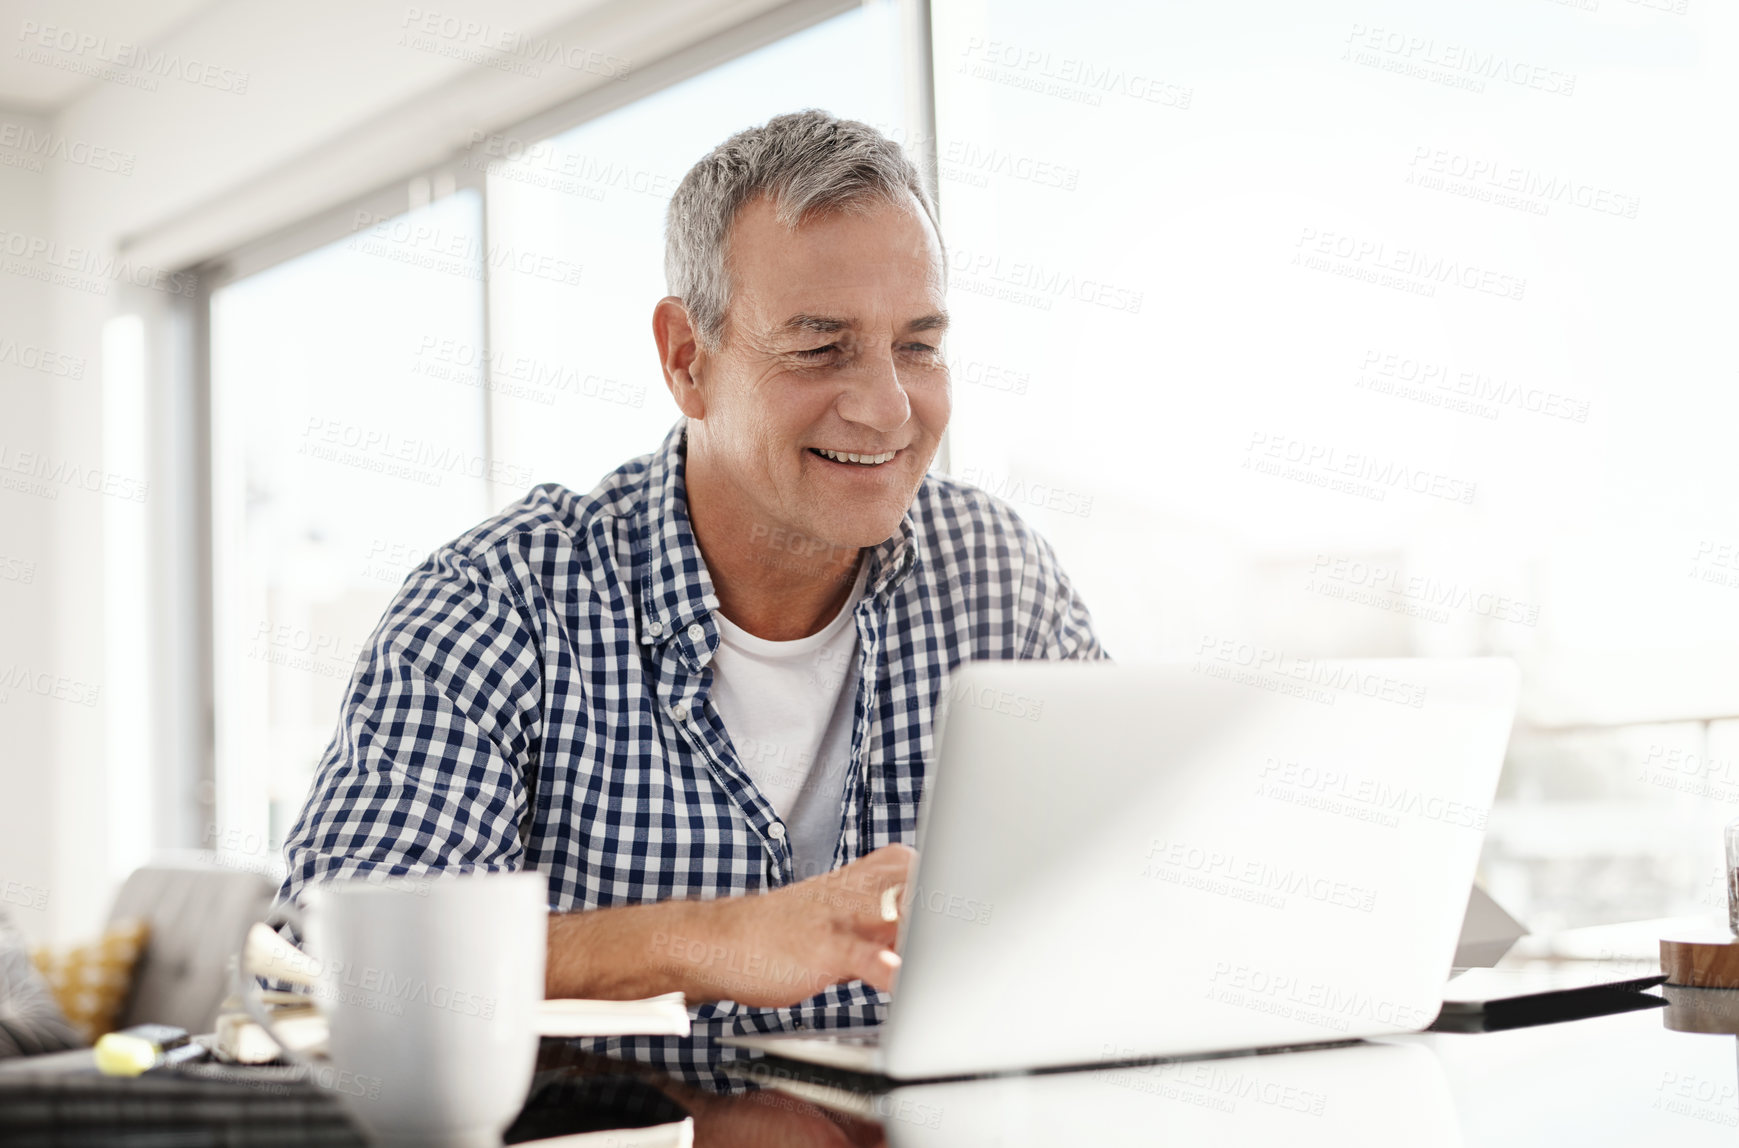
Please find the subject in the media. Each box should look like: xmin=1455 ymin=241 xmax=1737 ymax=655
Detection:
xmin=837 ymin=353 xmax=911 ymax=433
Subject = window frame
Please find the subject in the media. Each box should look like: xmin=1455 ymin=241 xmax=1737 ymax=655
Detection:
xmin=177 ymin=0 xmax=938 ymax=850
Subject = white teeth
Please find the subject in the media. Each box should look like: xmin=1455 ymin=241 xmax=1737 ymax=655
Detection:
xmin=817 ymin=448 xmax=896 ymax=465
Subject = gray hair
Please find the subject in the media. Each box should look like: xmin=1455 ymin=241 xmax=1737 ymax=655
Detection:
xmin=664 ymin=108 xmax=943 ymax=350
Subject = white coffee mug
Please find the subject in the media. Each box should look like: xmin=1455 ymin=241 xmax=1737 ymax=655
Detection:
xmin=239 ymin=870 xmax=548 ymax=1148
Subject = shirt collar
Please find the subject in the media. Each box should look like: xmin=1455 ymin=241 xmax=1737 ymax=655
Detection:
xmin=635 ymin=419 xmax=921 ymax=647
xmin=637 ymin=419 xmax=720 ymax=648
xmin=864 ymin=503 xmax=919 ymax=603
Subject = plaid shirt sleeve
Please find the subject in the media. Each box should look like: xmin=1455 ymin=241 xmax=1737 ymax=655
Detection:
xmin=1020 ymin=523 xmax=1110 ymax=663
xmin=961 ymin=488 xmax=1107 ymax=663
xmin=278 ymin=545 xmax=544 ymax=905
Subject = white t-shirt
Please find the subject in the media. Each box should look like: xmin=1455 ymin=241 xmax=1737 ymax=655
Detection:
xmin=708 ymin=560 xmax=869 ymax=882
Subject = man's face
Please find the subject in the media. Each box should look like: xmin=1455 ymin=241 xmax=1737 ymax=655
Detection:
xmin=685 ymin=191 xmax=950 ymax=552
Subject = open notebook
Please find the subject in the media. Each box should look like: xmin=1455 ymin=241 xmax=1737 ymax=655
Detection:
xmin=229 ymin=923 xmax=690 ymax=1061
xmin=535 ymin=993 xmax=691 ymax=1038
xmin=214 ymin=992 xmax=690 ymax=1063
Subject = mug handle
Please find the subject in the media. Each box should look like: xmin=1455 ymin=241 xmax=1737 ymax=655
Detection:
xmin=232 ymin=901 xmax=329 ymax=1069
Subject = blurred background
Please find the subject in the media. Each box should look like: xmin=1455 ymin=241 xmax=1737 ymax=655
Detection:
xmin=1 ymin=0 xmax=1735 ymax=946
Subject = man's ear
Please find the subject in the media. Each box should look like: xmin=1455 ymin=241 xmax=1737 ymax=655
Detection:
xmin=653 ymin=297 xmax=707 ymax=419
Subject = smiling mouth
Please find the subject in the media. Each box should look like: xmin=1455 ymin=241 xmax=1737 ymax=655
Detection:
xmin=810 ymin=447 xmax=898 ymax=467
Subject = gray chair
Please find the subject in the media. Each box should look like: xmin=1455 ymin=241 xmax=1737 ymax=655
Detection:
xmin=108 ymin=854 xmax=279 ymax=1035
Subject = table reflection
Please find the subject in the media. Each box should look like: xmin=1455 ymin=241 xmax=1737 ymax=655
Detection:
xmin=533 ymin=1038 xmax=887 ymax=1146
xmin=539 ymin=1036 xmax=1462 ymax=1146
xmin=871 ymin=1042 xmax=1460 ymax=1148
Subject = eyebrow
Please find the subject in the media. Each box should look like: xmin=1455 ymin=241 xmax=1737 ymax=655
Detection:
xmin=778 ymin=311 xmax=951 ymax=337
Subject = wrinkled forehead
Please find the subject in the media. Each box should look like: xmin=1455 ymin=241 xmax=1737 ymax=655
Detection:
xmin=725 ymin=191 xmax=947 ymax=334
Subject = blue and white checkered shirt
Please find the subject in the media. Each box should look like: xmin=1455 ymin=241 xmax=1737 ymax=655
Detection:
xmin=278 ymin=419 xmax=1104 ymax=1074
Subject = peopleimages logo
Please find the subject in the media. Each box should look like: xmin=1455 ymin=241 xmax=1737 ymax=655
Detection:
xmin=0 ymin=554 xmax=36 ymax=584
xmin=1244 ymin=431 xmax=1477 ymax=506
xmin=0 ymin=664 xmax=101 ymax=707
xmin=647 ymin=930 xmax=821 ymax=993
xmin=0 ymin=122 xmax=134 ymax=175
xmin=1341 ymin=23 xmax=1577 ymax=97
xmin=1142 ymin=838 xmax=1378 ymax=913
xmin=908 ymin=882 xmax=995 ymax=925
xmin=1256 ymin=756 xmax=1488 ymax=831
xmin=1194 ymin=634 xmax=1430 ymax=709
xmin=957 ymin=37 xmax=1193 ymax=109
xmin=464 ymin=132 xmax=674 ymax=200
xmin=1206 ymin=961 xmax=1436 ymax=1032
xmin=14 ymin=20 xmax=251 ymax=94
xmin=1355 ymin=349 xmax=1590 ymax=424
xmin=1307 ymin=553 xmax=1542 ymax=628
xmin=348 ymin=210 xmax=582 ymax=287
xmin=1292 ymin=226 xmax=1526 ymax=302
xmin=946 ymin=245 xmax=1143 ymax=314
xmin=944 ymin=674 xmax=1045 ymax=722
xmin=1 ymin=880 xmax=49 ymax=911
xmin=399 ymin=8 xmax=632 ymax=79
xmin=956 ymin=464 xmax=1093 ymax=519
xmin=0 ymin=337 xmax=86 ymax=378
xmin=314 ymin=960 xmax=495 ymax=1020
xmin=1638 ymin=743 xmax=1739 ymax=803
xmin=1405 ymin=145 xmax=1639 ymax=220
xmin=939 ymin=139 xmax=1081 ymax=191
xmin=0 ymin=228 xmax=197 ymax=298
xmin=411 ymin=335 xmax=644 ymax=408
xmin=0 ymin=444 xmax=149 ymax=503
xmin=1094 ymin=1046 xmax=1330 ymax=1116
xmin=298 ymin=417 xmax=535 ymax=489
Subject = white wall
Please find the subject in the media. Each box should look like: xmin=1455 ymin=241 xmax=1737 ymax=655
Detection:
xmin=0 ymin=108 xmax=60 ymax=944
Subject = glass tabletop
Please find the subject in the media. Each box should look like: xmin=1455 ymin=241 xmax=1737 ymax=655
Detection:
xmin=9 ymin=987 xmax=1739 ymax=1146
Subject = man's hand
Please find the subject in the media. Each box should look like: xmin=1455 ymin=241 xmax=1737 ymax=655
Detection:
xmin=677 ymin=843 xmax=915 ymax=1007
xmin=545 ymin=844 xmax=916 ymax=1007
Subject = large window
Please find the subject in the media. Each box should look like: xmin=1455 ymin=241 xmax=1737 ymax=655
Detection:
xmin=210 ymin=190 xmax=493 ymax=852
xmin=207 ymin=3 xmax=911 ymax=859
xmin=931 ymin=0 xmax=1739 ymax=930
xmin=206 ymin=0 xmax=1739 ymax=932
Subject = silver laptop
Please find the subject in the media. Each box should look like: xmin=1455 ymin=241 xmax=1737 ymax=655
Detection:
xmin=725 ymin=657 xmax=1520 ymax=1079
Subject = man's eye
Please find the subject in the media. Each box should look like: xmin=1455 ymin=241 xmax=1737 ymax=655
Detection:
xmin=905 ymin=343 xmax=939 ymax=354
xmin=795 ymin=344 xmax=837 ymax=359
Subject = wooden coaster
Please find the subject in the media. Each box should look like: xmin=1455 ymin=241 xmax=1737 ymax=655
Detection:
xmin=1661 ymin=934 xmax=1739 ymax=988
xmin=1663 ymin=985 xmax=1739 ymax=1034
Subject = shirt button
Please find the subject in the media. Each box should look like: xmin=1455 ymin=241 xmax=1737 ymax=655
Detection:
xmin=668 ymin=701 xmax=688 ymax=722
xmin=768 ymin=822 xmax=786 ymax=841
xmin=686 ymin=623 xmax=704 ymax=642
xmin=646 ymin=620 xmax=663 ymax=636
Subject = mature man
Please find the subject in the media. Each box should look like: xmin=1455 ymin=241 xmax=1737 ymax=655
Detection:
xmin=278 ymin=110 xmax=1104 ymax=1056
